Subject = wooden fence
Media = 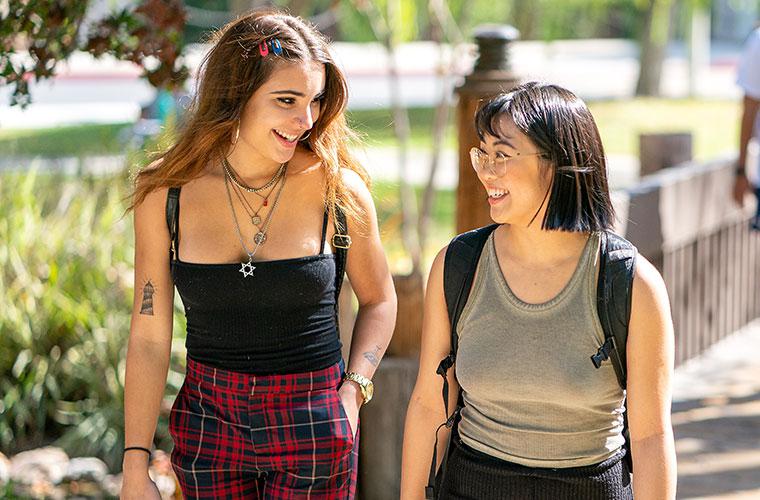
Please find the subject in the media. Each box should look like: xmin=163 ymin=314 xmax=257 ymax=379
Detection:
xmin=617 ymin=157 xmax=759 ymax=366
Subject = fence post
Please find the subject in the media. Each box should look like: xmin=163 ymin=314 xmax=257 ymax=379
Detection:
xmin=455 ymin=25 xmax=520 ymax=233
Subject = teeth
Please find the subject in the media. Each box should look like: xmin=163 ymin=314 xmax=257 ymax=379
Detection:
xmin=488 ymin=188 xmax=507 ymax=198
xmin=275 ymin=129 xmax=298 ymax=142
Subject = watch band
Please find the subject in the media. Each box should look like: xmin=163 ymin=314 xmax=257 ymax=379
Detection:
xmin=344 ymin=371 xmax=373 ymax=404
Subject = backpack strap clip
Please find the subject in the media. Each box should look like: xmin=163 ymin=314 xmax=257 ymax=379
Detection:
xmin=591 ymin=336 xmax=616 ymax=368
xmin=436 ymin=354 xmax=455 ymax=377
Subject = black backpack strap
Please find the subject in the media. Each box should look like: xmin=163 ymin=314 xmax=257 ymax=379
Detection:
xmin=590 ymin=230 xmax=637 ymax=474
xmin=165 ymin=187 xmax=181 ymax=262
xmin=332 ymin=205 xmax=350 ymax=309
xmin=425 ymin=224 xmax=498 ymax=499
xmin=591 ymin=231 xmax=637 ymax=388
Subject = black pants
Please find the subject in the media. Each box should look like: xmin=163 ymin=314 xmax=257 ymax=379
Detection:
xmin=439 ymin=437 xmax=633 ymax=500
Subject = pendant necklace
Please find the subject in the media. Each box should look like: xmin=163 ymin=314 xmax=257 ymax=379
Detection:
xmin=226 ymin=169 xmax=280 ymax=229
xmin=223 ymin=157 xmax=285 ymax=193
xmin=223 ymin=163 xmax=288 ymax=278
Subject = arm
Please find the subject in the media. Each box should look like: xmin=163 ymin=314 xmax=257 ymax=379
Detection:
xmin=121 ymin=186 xmax=175 ymax=499
xmin=338 ymin=169 xmax=398 ymax=432
xmin=626 ymin=256 xmax=677 ymax=499
xmin=400 ymin=248 xmax=460 ymax=500
xmin=734 ymin=94 xmax=760 ymax=206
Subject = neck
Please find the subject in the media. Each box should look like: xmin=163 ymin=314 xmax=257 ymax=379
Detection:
xmin=498 ymin=223 xmax=590 ymax=268
xmin=225 ymin=142 xmax=282 ymax=183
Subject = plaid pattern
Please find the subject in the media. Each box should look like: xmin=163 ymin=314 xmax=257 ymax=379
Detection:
xmin=169 ymin=358 xmax=359 ymax=499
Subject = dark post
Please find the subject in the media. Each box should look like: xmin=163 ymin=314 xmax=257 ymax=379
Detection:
xmin=455 ymin=25 xmax=520 ymax=233
xmin=639 ymin=132 xmax=693 ymax=177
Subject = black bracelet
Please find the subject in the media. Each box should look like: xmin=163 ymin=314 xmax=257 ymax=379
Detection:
xmin=123 ymin=446 xmax=152 ymax=456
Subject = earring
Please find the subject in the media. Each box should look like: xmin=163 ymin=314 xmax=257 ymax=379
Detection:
xmin=232 ymin=120 xmax=240 ymax=145
xmin=300 ymin=129 xmax=312 ymax=142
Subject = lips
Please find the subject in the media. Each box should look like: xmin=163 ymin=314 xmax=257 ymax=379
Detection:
xmin=274 ymin=128 xmax=298 ymax=142
xmin=273 ymin=129 xmax=298 ymax=148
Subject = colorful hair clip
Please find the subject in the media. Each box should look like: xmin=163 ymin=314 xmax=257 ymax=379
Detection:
xmin=258 ymin=42 xmax=269 ymax=57
xmin=270 ymin=38 xmax=283 ymax=56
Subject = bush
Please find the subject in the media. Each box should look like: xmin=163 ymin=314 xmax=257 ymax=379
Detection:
xmin=0 ymin=169 xmax=186 ymax=470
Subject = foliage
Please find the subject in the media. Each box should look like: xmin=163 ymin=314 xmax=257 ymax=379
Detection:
xmin=0 ymin=169 xmax=186 ymax=470
xmin=1 ymin=0 xmax=188 ymax=107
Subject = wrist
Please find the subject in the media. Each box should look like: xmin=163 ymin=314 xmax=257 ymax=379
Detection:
xmin=736 ymin=161 xmax=747 ymax=177
xmin=341 ymin=379 xmax=365 ymax=407
xmin=122 ymin=450 xmax=151 ymax=473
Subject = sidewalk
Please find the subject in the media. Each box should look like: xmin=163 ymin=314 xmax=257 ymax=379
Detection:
xmin=672 ymin=319 xmax=760 ymax=499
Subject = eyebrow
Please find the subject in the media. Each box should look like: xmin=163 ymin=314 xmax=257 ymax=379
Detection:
xmin=270 ymin=90 xmax=325 ymax=98
xmin=494 ymin=137 xmax=517 ymax=149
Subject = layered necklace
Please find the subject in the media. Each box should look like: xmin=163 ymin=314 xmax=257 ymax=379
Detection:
xmin=223 ymin=159 xmax=288 ymax=278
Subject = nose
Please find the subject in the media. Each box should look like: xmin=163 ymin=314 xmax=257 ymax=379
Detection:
xmin=296 ymin=105 xmax=314 ymax=130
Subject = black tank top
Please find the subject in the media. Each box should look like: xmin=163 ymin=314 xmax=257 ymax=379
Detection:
xmin=167 ymin=187 xmax=344 ymax=374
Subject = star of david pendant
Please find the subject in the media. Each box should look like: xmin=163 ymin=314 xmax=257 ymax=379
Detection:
xmin=254 ymin=231 xmax=267 ymax=245
xmin=239 ymin=259 xmax=256 ymax=278
xmin=251 ymin=215 xmax=262 ymax=225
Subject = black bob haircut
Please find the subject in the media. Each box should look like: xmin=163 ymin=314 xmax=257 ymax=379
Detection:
xmin=475 ymin=82 xmax=615 ymax=232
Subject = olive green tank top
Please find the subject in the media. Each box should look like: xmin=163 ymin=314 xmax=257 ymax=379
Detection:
xmin=456 ymin=231 xmax=626 ymax=468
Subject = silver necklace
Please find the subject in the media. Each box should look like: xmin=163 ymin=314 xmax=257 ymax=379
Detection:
xmin=223 ymin=163 xmax=288 ymax=277
xmin=223 ymin=157 xmax=284 ymax=193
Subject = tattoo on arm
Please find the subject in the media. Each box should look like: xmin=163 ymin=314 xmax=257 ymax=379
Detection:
xmin=362 ymin=344 xmax=383 ymax=367
xmin=139 ymin=280 xmax=156 ymax=316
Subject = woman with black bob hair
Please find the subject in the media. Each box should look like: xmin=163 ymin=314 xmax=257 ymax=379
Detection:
xmin=401 ymin=82 xmax=676 ymax=499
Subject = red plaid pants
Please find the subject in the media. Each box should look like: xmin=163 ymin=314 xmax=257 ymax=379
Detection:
xmin=169 ymin=358 xmax=359 ymax=499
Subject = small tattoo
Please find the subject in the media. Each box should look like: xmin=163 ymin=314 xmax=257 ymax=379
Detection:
xmin=362 ymin=344 xmax=383 ymax=367
xmin=139 ymin=280 xmax=155 ymax=316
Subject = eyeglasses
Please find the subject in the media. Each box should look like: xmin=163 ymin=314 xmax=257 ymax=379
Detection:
xmin=469 ymin=147 xmax=544 ymax=177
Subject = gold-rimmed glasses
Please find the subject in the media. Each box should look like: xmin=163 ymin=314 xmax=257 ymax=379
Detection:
xmin=469 ymin=147 xmax=544 ymax=177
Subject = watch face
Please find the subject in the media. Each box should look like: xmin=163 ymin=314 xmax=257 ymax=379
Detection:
xmin=366 ymin=382 xmax=374 ymax=401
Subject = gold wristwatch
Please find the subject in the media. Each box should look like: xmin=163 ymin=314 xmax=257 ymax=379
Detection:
xmin=344 ymin=371 xmax=374 ymax=404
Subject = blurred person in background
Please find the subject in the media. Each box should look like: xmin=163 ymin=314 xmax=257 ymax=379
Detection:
xmin=734 ymin=23 xmax=760 ymax=211
xmin=121 ymin=9 xmax=395 ymax=499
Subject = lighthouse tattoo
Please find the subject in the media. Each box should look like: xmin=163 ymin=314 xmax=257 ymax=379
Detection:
xmin=139 ymin=280 xmax=156 ymax=316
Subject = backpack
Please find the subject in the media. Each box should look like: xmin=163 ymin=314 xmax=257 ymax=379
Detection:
xmin=425 ymin=225 xmax=637 ymax=499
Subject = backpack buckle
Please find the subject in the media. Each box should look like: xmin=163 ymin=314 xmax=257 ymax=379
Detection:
xmin=591 ymin=337 xmax=615 ymax=369
xmin=332 ymin=234 xmax=352 ymax=249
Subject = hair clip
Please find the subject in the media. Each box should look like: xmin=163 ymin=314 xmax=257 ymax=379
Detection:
xmin=258 ymin=41 xmax=269 ymax=56
xmin=270 ymin=38 xmax=283 ymax=56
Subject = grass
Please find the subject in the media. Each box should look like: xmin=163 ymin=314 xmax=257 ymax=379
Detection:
xmin=0 ymin=123 xmax=132 ymax=157
xmin=587 ymin=98 xmax=740 ymax=160
xmin=0 ymin=99 xmax=741 ymax=160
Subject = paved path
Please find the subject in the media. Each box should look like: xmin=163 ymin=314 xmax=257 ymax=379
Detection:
xmin=672 ymin=319 xmax=760 ymax=499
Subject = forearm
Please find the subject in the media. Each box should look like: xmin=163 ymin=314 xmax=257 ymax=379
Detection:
xmin=738 ymin=95 xmax=760 ymax=171
xmin=631 ymin=430 xmax=677 ymax=499
xmin=400 ymin=395 xmax=449 ymax=500
xmin=345 ymin=298 xmax=396 ymax=378
xmin=123 ymin=334 xmax=172 ymax=473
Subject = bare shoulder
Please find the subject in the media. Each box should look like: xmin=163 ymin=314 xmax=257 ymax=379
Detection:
xmin=339 ymin=166 xmax=369 ymax=191
xmin=134 ymin=185 xmax=170 ymax=224
xmin=632 ymin=255 xmax=670 ymax=310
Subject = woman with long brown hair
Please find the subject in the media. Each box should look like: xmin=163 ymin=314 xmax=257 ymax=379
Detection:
xmin=121 ymin=10 xmax=396 ymax=499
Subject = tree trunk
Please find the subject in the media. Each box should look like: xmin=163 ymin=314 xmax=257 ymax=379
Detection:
xmin=635 ymin=0 xmax=675 ymax=96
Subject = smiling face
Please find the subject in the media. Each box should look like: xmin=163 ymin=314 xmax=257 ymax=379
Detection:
xmin=477 ymin=115 xmax=552 ymax=226
xmin=234 ymin=60 xmax=326 ymax=167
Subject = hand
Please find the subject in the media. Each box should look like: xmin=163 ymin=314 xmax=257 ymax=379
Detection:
xmin=338 ymin=381 xmax=363 ymax=438
xmin=733 ymin=173 xmax=752 ymax=207
xmin=120 ymin=472 xmax=161 ymax=500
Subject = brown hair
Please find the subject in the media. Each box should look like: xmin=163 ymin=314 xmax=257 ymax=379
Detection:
xmin=128 ymin=9 xmax=370 ymax=227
